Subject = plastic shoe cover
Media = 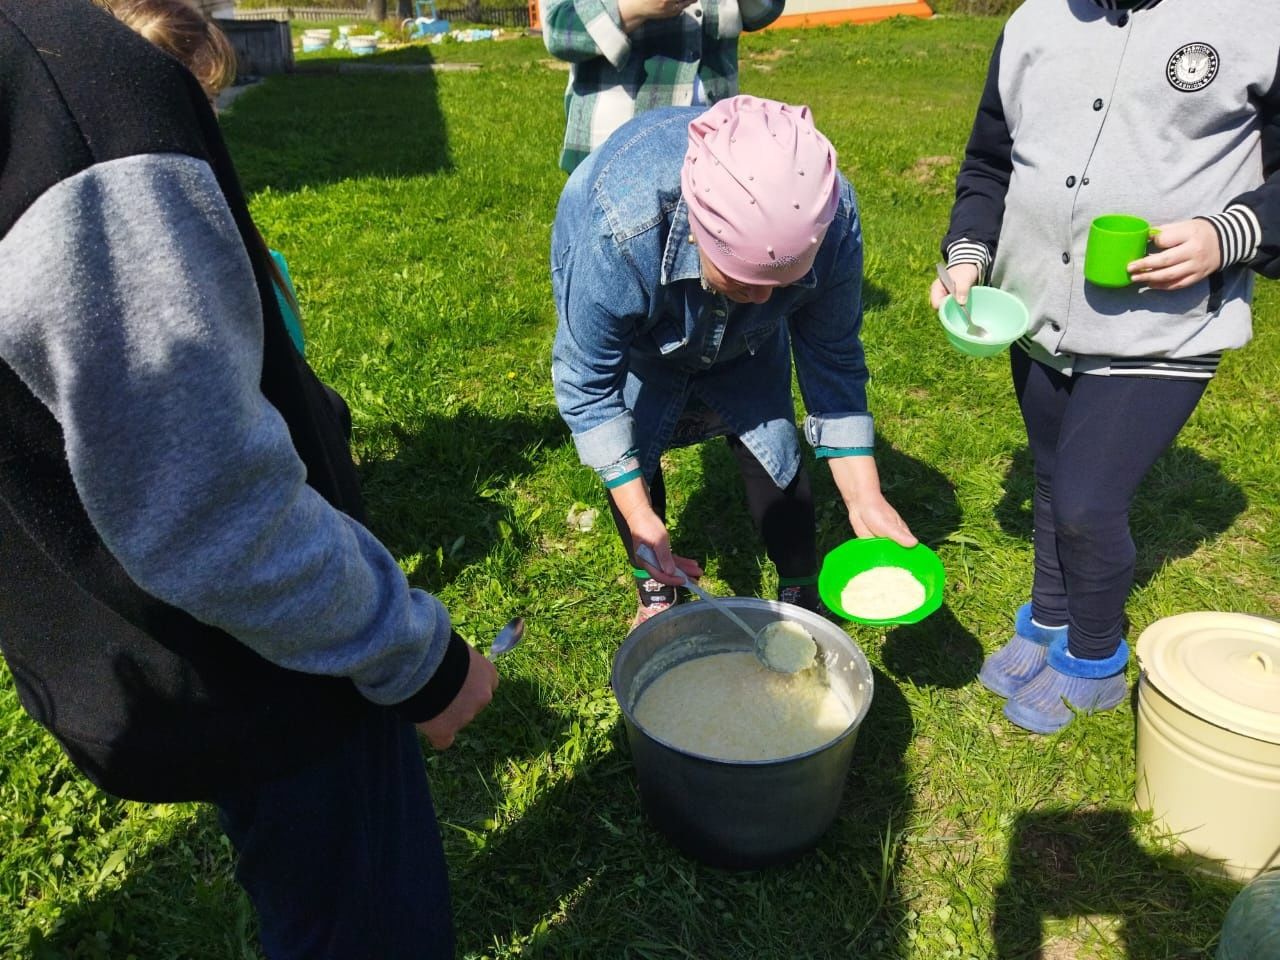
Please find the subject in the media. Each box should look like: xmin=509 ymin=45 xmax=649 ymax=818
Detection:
xmin=978 ymin=603 xmax=1065 ymax=698
xmin=1004 ymin=634 xmax=1129 ymax=734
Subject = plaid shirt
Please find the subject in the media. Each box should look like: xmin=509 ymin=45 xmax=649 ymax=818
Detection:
xmin=542 ymin=0 xmax=784 ymax=173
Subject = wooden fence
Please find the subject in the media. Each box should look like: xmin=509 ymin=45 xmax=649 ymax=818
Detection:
xmin=216 ymin=17 xmax=294 ymax=74
xmin=234 ymin=4 xmax=530 ymax=26
xmin=234 ymin=6 xmax=362 ymax=21
xmin=435 ymin=3 xmax=529 ymax=26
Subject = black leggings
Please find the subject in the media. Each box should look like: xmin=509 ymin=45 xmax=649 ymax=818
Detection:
xmin=1012 ymin=348 xmax=1207 ymax=659
xmin=607 ymin=435 xmax=817 ymax=583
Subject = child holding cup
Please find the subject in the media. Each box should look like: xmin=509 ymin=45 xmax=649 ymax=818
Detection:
xmin=929 ymin=0 xmax=1280 ymax=734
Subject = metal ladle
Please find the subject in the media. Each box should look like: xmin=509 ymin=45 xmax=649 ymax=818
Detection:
xmin=634 ymin=545 xmax=815 ymax=674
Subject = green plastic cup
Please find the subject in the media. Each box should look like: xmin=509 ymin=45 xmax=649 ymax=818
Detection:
xmin=818 ymin=538 xmax=945 ymax=626
xmin=1084 ymin=214 xmax=1159 ymax=288
xmin=937 ymin=285 xmax=1029 ymax=358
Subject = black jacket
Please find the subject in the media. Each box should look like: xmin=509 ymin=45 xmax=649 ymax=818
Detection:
xmin=0 ymin=0 xmax=459 ymax=801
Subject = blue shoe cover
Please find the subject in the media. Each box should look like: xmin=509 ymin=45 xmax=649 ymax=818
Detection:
xmin=1004 ymin=635 xmax=1129 ymax=734
xmin=978 ymin=603 xmax=1065 ymax=698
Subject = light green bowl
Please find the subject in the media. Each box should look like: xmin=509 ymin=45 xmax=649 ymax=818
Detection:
xmin=938 ymin=285 xmax=1029 ymax=358
xmin=818 ymin=538 xmax=945 ymax=626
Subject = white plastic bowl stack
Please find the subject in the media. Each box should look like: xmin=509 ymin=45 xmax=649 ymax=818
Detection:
xmin=301 ymin=28 xmax=332 ymax=52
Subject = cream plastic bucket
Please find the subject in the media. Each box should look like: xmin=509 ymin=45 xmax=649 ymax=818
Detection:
xmin=1134 ymin=612 xmax=1280 ymax=881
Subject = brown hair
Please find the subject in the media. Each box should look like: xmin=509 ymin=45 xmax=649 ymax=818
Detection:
xmin=100 ymin=0 xmax=237 ymax=101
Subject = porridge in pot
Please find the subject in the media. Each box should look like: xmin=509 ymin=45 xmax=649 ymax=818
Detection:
xmin=633 ymin=651 xmax=856 ymax=761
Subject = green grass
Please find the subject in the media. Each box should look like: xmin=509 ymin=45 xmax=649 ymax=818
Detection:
xmin=3 ymin=16 xmax=1276 ymax=959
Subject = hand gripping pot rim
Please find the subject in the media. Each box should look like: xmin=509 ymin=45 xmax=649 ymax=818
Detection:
xmin=681 ymin=95 xmax=840 ymax=287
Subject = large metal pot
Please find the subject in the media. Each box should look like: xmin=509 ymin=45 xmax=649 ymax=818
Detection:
xmin=611 ymin=597 xmax=874 ymax=869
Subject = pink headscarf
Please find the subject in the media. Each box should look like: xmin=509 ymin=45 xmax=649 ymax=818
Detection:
xmin=682 ymin=95 xmax=840 ymax=287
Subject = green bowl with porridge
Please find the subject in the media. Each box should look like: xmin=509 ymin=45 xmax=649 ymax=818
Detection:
xmin=818 ymin=538 xmax=945 ymax=626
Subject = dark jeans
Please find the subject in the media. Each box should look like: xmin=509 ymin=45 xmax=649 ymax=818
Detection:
xmin=215 ymin=705 xmax=454 ymax=960
xmin=607 ymin=434 xmax=817 ymax=582
xmin=1011 ymin=348 xmax=1206 ymax=659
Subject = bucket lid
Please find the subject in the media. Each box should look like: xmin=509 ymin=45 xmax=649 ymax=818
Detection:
xmin=1136 ymin=612 xmax=1280 ymax=745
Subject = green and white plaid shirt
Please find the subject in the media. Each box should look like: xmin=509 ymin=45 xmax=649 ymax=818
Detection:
xmin=542 ymin=0 xmax=784 ymax=173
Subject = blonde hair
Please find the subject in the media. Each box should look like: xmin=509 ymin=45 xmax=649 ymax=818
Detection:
xmin=101 ymin=0 xmax=237 ymax=101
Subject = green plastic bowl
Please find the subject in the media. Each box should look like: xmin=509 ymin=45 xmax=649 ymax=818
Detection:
xmin=938 ymin=285 xmax=1029 ymax=358
xmin=818 ymin=538 xmax=946 ymax=626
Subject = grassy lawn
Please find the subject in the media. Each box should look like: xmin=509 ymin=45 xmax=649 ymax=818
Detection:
xmin=3 ymin=15 xmax=1277 ymax=959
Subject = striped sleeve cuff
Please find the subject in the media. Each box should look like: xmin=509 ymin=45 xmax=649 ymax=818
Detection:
xmin=945 ymin=239 xmax=992 ymax=284
xmin=1200 ymin=205 xmax=1262 ymax=269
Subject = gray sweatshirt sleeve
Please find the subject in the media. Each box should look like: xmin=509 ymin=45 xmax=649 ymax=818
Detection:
xmin=0 ymin=153 xmax=453 ymax=709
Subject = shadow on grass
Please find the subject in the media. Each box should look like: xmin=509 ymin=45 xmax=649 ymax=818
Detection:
xmin=679 ymin=436 xmax=961 ymax=594
xmin=677 ymin=435 xmax=981 ymax=687
xmin=26 ymin=666 xmax=913 ymax=960
xmin=32 ymin=811 xmax=256 ymax=960
xmin=220 ymin=57 xmax=451 ymax=194
xmin=995 ymin=444 xmax=1246 ymax=586
xmin=354 ymin=408 xmax=566 ymax=587
xmin=447 ymin=668 xmax=917 ymax=958
xmin=862 ymin=278 xmax=893 ymax=314
xmin=993 ymin=807 xmax=1240 ymax=959
xmin=880 ymin=603 xmax=983 ymax=688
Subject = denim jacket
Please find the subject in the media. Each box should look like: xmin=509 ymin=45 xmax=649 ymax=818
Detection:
xmin=551 ymin=106 xmax=874 ymax=491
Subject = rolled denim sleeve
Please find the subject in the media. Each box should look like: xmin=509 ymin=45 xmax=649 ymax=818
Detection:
xmin=543 ymin=0 xmax=631 ymax=67
xmin=551 ymin=226 xmax=651 ymax=480
xmin=789 ymin=195 xmax=875 ymax=453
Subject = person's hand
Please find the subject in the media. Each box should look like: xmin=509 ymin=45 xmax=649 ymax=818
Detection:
xmin=609 ymin=475 xmax=704 ymax=586
xmin=628 ymin=506 xmax=704 ymax=586
xmin=846 ymin=491 xmax=917 ymax=547
xmin=827 ymin=455 xmax=917 ymax=548
xmin=618 ymin=0 xmax=696 ymax=30
xmin=1128 ymin=218 xmax=1222 ymax=290
xmin=929 ymin=262 xmax=980 ymax=310
xmin=415 ymin=645 xmax=498 ymax=750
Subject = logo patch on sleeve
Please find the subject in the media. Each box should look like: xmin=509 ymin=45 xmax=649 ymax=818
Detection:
xmin=1166 ymin=43 xmax=1219 ymax=92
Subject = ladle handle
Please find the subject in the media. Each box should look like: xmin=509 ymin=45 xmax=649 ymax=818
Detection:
xmin=634 ymin=545 xmax=758 ymax=643
xmin=680 ymin=580 xmax=761 ymax=643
